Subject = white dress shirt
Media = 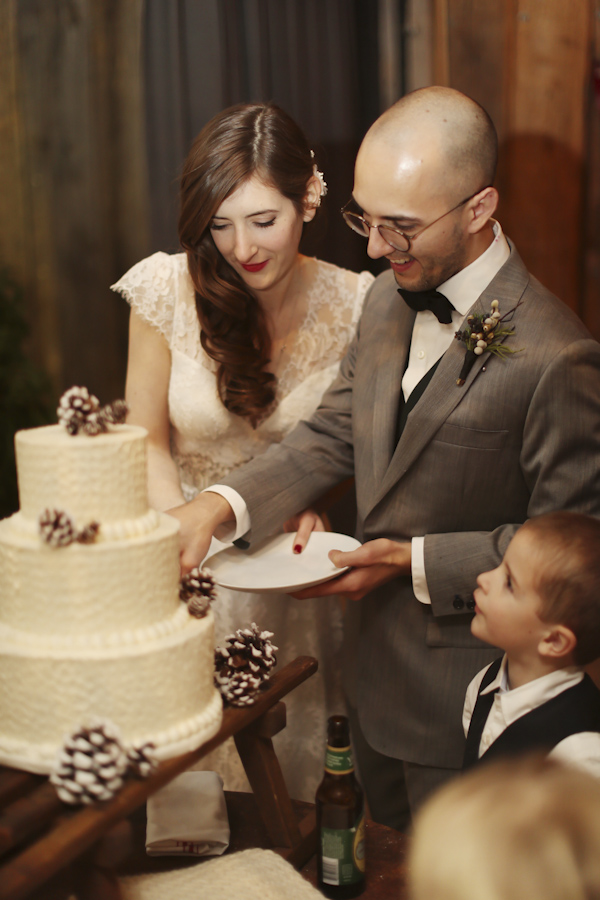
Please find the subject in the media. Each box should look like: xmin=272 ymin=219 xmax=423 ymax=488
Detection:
xmin=409 ymin=220 xmax=509 ymax=602
xmin=205 ymin=223 xmax=511 ymax=602
xmin=463 ymin=655 xmax=600 ymax=778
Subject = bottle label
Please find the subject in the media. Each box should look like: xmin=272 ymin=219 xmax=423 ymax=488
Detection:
xmin=324 ymin=744 xmax=354 ymax=775
xmin=320 ymin=812 xmax=366 ymax=885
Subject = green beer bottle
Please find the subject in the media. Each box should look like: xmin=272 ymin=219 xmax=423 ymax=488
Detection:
xmin=316 ymin=715 xmax=366 ymax=898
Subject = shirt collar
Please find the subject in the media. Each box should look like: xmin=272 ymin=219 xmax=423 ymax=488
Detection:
xmin=438 ymin=221 xmax=510 ymax=315
xmin=481 ymin=654 xmax=585 ymax=727
xmin=480 ymin=653 xmax=510 ymax=693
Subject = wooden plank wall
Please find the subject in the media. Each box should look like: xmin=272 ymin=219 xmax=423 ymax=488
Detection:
xmin=583 ymin=1 xmax=600 ymax=339
xmin=0 ymin=0 xmax=149 ymax=403
xmin=431 ymin=0 xmax=599 ymax=338
xmin=2 ymin=0 xmax=598 ymax=399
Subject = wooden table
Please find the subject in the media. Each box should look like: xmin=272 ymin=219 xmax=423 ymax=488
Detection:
xmin=0 ymin=657 xmax=319 ymax=900
xmin=0 ymin=655 xmax=409 ymax=900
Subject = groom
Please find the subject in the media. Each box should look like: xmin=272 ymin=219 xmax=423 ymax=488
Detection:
xmin=172 ymin=87 xmax=600 ymax=828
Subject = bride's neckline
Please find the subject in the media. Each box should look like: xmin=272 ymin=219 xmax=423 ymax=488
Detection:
xmin=263 ymin=255 xmax=317 ymax=379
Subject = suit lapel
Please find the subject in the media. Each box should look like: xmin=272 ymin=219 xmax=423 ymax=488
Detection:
xmin=367 ymin=244 xmax=530 ymax=514
xmin=369 ymin=301 xmax=415 ymax=487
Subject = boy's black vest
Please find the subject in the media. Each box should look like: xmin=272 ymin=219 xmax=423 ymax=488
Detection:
xmin=463 ymin=657 xmax=600 ymax=769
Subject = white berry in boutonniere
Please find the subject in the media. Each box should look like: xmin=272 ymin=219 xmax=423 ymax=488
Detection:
xmin=454 ymin=299 xmax=523 ymax=386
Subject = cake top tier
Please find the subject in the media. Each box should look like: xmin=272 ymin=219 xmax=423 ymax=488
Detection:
xmin=16 ymin=424 xmax=150 ymax=525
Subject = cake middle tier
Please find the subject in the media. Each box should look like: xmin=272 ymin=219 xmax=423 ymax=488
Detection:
xmin=0 ymin=608 xmax=223 ymax=774
xmin=0 ymin=513 xmax=182 ymax=634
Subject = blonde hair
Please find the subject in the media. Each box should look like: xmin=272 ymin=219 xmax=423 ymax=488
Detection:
xmin=520 ymin=512 xmax=600 ymax=665
xmin=409 ymin=756 xmax=600 ymax=900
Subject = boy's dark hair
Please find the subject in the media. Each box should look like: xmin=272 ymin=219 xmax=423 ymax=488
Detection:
xmin=522 ymin=512 xmax=600 ymax=665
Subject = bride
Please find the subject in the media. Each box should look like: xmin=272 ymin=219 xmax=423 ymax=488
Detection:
xmin=112 ymin=102 xmax=374 ymax=801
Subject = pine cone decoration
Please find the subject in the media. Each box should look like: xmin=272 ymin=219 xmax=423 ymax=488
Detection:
xmin=39 ymin=511 xmax=100 ymax=547
xmin=50 ymin=719 xmax=129 ymax=805
xmin=57 ymin=386 xmax=129 ymax=435
xmin=81 ymin=411 xmax=106 ymax=436
xmin=180 ymin=567 xmax=217 ymax=618
xmin=57 ymin=387 xmax=100 ymax=434
xmin=215 ymin=670 xmax=265 ymax=707
xmin=80 ymin=399 xmax=129 ymax=435
xmin=39 ymin=509 xmax=76 ymax=547
xmin=76 ymin=521 xmax=100 ymax=544
xmin=214 ymin=623 xmax=278 ymax=706
xmin=127 ymin=741 xmax=158 ymax=778
xmin=100 ymin=398 xmax=128 ymax=426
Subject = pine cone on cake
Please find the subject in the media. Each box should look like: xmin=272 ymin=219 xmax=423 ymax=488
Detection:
xmin=82 ymin=399 xmax=129 ymax=435
xmin=99 ymin=398 xmax=128 ymax=426
xmin=180 ymin=566 xmax=217 ymax=618
xmin=57 ymin=386 xmax=129 ymax=435
xmin=80 ymin=411 xmax=105 ymax=436
xmin=76 ymin=521 xmax=101 ymax=544
xmin=57 ymin=386 xmax=101 ymax=434
xmin=39 ymin=509 xmax=76 ymax=547
xmin=214 ymin=623 xmax=278 ymax=706
xmin=39 ymin=510 xmax=100 ymax=547
xmin=126 ymin=741 xmax=158 ymax=778
xmin=50 ymin=719 xmax=129 ymax=805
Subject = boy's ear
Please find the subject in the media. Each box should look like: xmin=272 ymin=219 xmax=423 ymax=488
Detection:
xmin=538 ymin=624 xmax=577 ymax=661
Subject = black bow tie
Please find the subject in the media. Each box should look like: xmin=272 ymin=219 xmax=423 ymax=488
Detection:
xmin=397 ymin=288 xmax=455 ymax=324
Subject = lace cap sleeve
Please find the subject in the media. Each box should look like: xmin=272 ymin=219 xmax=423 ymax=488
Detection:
xmin=110 ymin=251 xmax=188 ymax=344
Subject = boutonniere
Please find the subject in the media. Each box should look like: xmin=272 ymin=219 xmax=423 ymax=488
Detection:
xmin=454 ymin=299 xmax=523 ymax=386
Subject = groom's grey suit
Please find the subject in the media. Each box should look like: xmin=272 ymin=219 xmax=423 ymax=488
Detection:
xmin=223 ymin=244 xmax=600 ymax=772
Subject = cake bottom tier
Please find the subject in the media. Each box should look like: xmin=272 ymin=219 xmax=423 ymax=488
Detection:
xmin=0 ymin=610 xmax=223 ymax=774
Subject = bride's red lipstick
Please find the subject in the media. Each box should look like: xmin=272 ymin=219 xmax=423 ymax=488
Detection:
xmin=241 ymin=261 xmax=268 ymax=272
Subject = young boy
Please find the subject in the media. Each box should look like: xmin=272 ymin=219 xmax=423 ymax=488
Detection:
xmin=463 ymin=511 xmax=600 ymax=774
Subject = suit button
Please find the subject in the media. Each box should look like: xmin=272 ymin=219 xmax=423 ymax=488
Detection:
xmin=466 ymin=596 xmax=476 ymax=611
xmin=453 ymin=595 xmax=465 ymax=610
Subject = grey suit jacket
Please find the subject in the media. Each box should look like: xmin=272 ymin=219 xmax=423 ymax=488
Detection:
xmin=223 ymin=244 xmax=600 ymax=768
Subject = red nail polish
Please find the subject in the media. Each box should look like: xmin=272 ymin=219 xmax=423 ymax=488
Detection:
xmin=294 ymin=544 xmax=302 ymax=554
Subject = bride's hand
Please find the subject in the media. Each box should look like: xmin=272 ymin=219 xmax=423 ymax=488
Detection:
xmin=283 ymin=508 xmax=326 ymax=554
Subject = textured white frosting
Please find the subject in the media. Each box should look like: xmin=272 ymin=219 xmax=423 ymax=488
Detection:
xmin=0 ymin=610 xmax=223 ymax=774
xmin=0 ymin=423 xmax=223 ymax=775
xmin=16 ymin=424 xmax=150 ymax=524
xmin=0 ymin=513 xmax=181 ymax=634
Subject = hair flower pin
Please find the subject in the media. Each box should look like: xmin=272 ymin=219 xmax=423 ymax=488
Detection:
xmin=454 ymin=299 xmax=523 ymax=386
xmin=310 ymin=149 xmax=327 ymax=205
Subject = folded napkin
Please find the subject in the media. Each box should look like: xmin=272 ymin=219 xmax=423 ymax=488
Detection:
xmin=120 ymin=848 xmax=323 ymax=900
xmin=146 ymin=771 xmax=230 ymax=857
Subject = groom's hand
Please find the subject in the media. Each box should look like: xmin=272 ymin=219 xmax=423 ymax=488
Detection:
xmin=167 ymin=491 xmax=235 ymax=575
xmin=291 ymin=538 xmax=411 ymax=601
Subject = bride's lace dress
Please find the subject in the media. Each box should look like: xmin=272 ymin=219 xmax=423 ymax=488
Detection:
xmin=112 ymin=252 xmax=374 ymax=801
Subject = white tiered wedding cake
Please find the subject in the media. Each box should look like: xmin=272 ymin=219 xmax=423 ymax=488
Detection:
xmin=0 ymin=418 xmax=222 ymax=775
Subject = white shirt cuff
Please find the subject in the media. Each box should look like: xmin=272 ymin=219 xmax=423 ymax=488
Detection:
xmin=411 ymin=537 xmax=431 ymax=604
xmin=201 ymin=485 xmax=251 ymax=543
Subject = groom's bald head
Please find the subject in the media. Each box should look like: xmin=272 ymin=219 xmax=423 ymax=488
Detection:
xmin=362 ymin=87 xmax=497 ymax=199
xmin=351 ymin=86 xmax=500 ymax=291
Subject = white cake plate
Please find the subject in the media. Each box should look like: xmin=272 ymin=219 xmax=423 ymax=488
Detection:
xmin=204 ymin=531 xmax=361 ymax=593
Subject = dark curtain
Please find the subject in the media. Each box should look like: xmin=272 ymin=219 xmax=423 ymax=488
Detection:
xmin=143 ymin=0 xmax=393 ymax=275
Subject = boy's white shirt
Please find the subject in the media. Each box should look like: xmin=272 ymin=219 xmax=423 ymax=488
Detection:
xmin=463 ymin=655 xmax=600 ymax=778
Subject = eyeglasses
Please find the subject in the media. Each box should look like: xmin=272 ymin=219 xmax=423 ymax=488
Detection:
xmin=341 ymin=188 xmax=488 ymax=253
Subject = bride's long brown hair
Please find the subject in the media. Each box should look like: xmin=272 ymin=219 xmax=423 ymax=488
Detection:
xmin=178 ymin=103 xmax=317 ymax=427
